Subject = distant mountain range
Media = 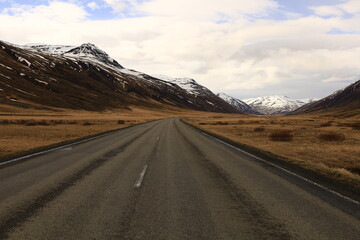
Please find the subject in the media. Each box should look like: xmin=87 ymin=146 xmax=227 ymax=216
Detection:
xmin=242 ymin=95 xmax=317 ymax=115
xmin=219 ymin=82 xmax=359 ymax=116
xmin=1 ymin=40 xmax=358 ymax=116
xmin=0 ymin=41 xmax=239 ymax=113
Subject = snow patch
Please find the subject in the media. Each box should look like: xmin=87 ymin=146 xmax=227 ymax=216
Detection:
xmin=17 ymin=56 xmax=31 ymax=67
xmin=35 ymin=79 xmax=48 ymax=85
xmin=25 ymin=44 xmax=75 ymax=54
xmin=0 ymin=82 xmax=36 ymax=96
xmin=0 ymin=73 xmax=11 ymax=79
xmin=118 ymin=68 xmax=142 ymax=77
xmin=0 ymin=63 xmax=12 ymax=70
xmin=152 ymin=74 xmax=208 ymax=96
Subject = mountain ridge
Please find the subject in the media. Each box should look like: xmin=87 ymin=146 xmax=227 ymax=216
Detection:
xmin=217 ymin=93 xmax=260 ymax=114
xmin=242 ymin=95 xmax=315 ymax=115
xmin=0 ymin=40 xmax=240 ymax=113
xmin=294 ymin=80 xmax=360 ymax=117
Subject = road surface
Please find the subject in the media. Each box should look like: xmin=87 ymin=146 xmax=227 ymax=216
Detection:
xmin=0 ymin=118 xmax=359 ymax=239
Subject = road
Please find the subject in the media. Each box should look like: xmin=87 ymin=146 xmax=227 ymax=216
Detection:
xmin=0 ymin=118 xmax=359 ymax=240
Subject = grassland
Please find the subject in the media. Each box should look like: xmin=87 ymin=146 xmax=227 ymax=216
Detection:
xmin=1 ymin=102 xmax=359 ymax=188
xmin=185 ymin=113 xmax=360 ymax=187
xmin=0 ymin=105 xmax=183 ymax=159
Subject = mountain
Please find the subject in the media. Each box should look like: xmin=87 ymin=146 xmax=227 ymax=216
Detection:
xmin=217 ymin=93 xmax=260 ymax=114
xmin=0 ymin=40 xmax=240 ymax=113
xmin=294 ymin=80 xmax=360 ymax=117
xmin=153 ymin=75 xmax=238 ymax=113
xmin=242 ymin=95 xmax=315 ymax=115
xmin=26 ymin=43 xmax=124 ymax=70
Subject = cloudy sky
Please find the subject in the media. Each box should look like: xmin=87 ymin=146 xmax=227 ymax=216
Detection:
xmin=1 ymin=0 xmax=360 ymax=99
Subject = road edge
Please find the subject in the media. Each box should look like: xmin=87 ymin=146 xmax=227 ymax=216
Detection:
xmin=181 ymin=118 xmax=360 ymax=202
xmin=0 ymin=119 xmax=161 ymax=168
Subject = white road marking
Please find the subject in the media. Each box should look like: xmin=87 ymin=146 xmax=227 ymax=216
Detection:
xmin=199 ymin=131 xmax=360 ymax=206
xmin=134 ymin=165 xmax=148 ymax=189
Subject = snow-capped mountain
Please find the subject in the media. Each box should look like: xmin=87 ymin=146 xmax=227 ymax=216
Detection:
xmin=153 ymin=75 xmax=238 ymax=112
xmin=0 ymin=40 xmax=240 ymax=113
xmin=154 ymin=75 xmax=211 ymax=96
xmin=24 ymin=44 xmax=75 ymax=54
xmin=217 ymin=93 xmax=260 ymax=114
xmin=243 ymin=95 xmax=315 ymax=115
xmin=26 ymin=43 xmax=123 ymax=69
xmin=295 ymin=80 xmax=360 ymax=116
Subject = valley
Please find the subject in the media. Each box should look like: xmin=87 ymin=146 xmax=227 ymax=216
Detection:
xmin=1 ymin=1 xmax=360 ymax=238
xmin=1 ymin=39 xmax=359 ymax=190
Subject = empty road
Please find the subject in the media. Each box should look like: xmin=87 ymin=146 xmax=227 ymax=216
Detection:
xmin=0 ymin=118 xmax=359 ymax=239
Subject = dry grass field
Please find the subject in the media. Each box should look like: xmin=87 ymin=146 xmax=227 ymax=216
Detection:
xmin=0 ymin=104 xmax=184 ymax=159
xmin=1 ymin=102 xmax=359 ymax=188
xmin=185 ymin=113 xmax=360 ymax=187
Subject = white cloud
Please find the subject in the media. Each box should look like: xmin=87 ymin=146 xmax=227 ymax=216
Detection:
xmin=311 ymin=0 xmax=360 ymax=17
xmin=87 ymin=1 xmax=100 ymax=11
xmin=101 ymin=0 xmax=133 ymax=13
xmin=1 ymin=0 xmax=360 ymax=99
xmin=139 ymin=0 xmax=278 ymax=20
xmin=340 ymin=0 xmax=360 ymax=14
xmin=310 ymin=6 xmax=343 ymax=17
xmin=2 ymin=1 xmax=88 ymax=23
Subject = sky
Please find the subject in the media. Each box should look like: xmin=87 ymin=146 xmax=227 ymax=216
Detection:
xmin=1 ymin=0 xmax=360 ymax=99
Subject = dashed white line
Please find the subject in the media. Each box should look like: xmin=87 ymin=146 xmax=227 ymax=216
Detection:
xmin=134 ymin=165 xmax=148 ymax=189
xmin=199 ymin=131 xmax=360 ymax=206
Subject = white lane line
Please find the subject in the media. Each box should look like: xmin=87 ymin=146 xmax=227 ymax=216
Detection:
xmin=134 ymin=165 xmax=148 ymax=189
xmin=200 ymin=131 xmax=360 ymax=206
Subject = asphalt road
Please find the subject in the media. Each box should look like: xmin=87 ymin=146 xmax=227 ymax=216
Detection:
xmin=0 ymin=118 xmax=359 ymax=240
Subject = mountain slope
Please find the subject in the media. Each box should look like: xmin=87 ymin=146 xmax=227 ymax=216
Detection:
xmin=243 ymin=95 xmax=314 ymax=115
xmin=217 ymin=93 xmax=260 ymax=114
xmin=153 ymin=75 xmax=239 ymax=113
xmin=295 ymin=80 xmax=360 ymax=117
xmin=0 ymin=41 xmax=240 ymax=113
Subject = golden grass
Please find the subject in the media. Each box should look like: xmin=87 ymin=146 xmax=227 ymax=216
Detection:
xmin=0 ymin=106 xmax=179 ymax=158
xmin=1 ymin=102 xmax=359 ymax=188
xmin=0 ymin=103 xmax=215 ymax=158
xmin=185 ymin=114 xmax=360 ymax=187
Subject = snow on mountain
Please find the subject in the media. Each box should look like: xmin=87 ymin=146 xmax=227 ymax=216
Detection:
xmin=242 ymin=95 xmax=315 ymax=115
xmin=1 ymin=40 xmax=240 ymax=113
xmin=217 ymin=93 xmax=260 ymax=114
xmin=24 ymin=44 xmax=75 ymax=54
xmin=25 ymin=43 xmax=123 ymax=69
xmin=63 ymin=43 xmax=123 ymax=69
xmin=152 ymin=74 xmax=240 ymax=112
xmin=152 ymin=74 xmax=212 ymax=96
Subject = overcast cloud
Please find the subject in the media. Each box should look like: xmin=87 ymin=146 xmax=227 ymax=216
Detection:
xmin=0 ymin=0 xmax=359 ymax=99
